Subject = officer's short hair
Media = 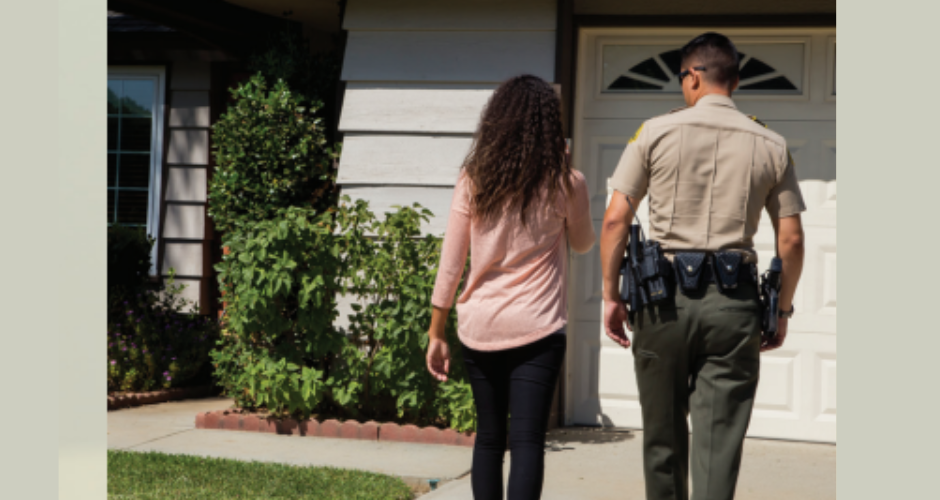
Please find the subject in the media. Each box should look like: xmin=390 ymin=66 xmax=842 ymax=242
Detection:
xmin=680 ymin=32 xmax=740 ymax=89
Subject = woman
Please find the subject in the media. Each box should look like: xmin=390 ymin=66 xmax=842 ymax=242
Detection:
xmin=425 ymin=74 xmax=595 ymax=500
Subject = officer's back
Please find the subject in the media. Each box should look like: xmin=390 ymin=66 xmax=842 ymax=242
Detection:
xmin=610 ymin=93 xmax=802 ymax=259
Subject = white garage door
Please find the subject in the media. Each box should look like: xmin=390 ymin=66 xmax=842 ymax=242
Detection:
xmin=566 ymin=28 xmax=836 ymax=443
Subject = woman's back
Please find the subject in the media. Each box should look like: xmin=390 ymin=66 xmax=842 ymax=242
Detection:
xmin=431 ymin=169 xmax=594 ymax=351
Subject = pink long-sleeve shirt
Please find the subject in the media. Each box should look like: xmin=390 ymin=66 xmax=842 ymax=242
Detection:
xmin=430 ymin=170 xmax=595 ymax=351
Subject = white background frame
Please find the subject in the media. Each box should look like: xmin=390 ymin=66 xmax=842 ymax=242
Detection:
xmin=107 ymin=66 xmax=166 ymax=276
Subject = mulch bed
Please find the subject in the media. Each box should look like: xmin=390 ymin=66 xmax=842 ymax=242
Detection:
xmin=108 ymin=386 xmax=217 ymax=411
xmin=196 ymin=408 xmax=477 ymax=448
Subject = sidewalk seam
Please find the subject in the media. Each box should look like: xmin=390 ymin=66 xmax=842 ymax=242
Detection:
xmin=118 ymin=428 xmax=195 ymax=451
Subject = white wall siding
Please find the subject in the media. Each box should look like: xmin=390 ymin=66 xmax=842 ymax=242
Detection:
xmin=161 ymin=60 xmax=213 ymax=311
xmin=339 ymin=86 xmax=493 ymax=134
xmin=338 ymin=0 xmax=556 ymax=235
xmin=163 ymin=205 xmax=205 ymax=240
xmin=168 ymin=91 xmax=210 ymax=127
xmin=344 ymin=0 xmax=555 ymax=30
xmin=167 ymin=130 xmax=209 ymax=165
xmin=165 ymin=167 xmax=207 ymax=202
xmin=338 ymin=134 xmax=470 ymax=186
xmin=162 ymin=242 xmax=204 ymax=276
xmin=340 ymin=186 xmax=454 ymax=236
xmin=342 ymin=31 xmax=556 ymax=83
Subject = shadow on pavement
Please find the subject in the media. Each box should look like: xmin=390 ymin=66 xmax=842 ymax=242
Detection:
xmin=545 ymin=426 xmax=636 ymax=451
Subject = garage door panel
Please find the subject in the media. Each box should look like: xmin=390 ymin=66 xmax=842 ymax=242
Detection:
xmin=567 ymin=320 xmax=644 ymax=427
xmin=754 ymin=350 xmax=801 ymax=417
xmin=570 ymin=219 xmax=604 ymax=321
xmin=572 ymin=28 xmax=835 ymax=443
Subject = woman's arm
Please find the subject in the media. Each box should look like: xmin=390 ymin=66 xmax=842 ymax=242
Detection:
xmin=427 ymin=176 xmax=472 ymax=382
xmin=566 ymin=170 xmax=596 ymax=254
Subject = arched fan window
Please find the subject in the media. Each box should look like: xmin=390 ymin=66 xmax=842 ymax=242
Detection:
xmin=606 ymin=47 xmax=801 ymax=94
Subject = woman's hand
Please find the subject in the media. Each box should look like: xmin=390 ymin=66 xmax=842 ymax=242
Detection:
xmin=426 ymin=338 xmax=451 ymax=382
xmin=426 ymin=305 xmax=452 ymax=382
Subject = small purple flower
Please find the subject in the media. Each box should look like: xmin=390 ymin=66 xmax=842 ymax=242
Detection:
xmin=171 ymin=357 xmax=176 ymax=361
xmin=127 ymin=310 xmax=133 ymax=315
xmin=166 ymin=376 xmax=172 ymax=381
xmin=163 ymin=371 xmax=169 ymax=376
xmin=110 ymin=360 xmax=116 ymax=365
xmin=116 ymin=324 xmax=122 ymax=328
xmin=142 ymin=349 xmax=148 ymax=354
xmin=136 ymin=318 xmax=142 ymax=323
xmin=131 ymin=343 xmax=136 ymax=348
xmin=122 ymin=347 xmax=127 ymax=352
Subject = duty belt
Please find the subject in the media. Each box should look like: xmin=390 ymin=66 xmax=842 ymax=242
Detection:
xmin=671 ymin=251 xmax=758 ymax=295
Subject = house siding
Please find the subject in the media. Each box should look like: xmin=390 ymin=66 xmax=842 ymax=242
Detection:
xmin=161 ymin=59 xmax=213 ymax=312
xmin=336 ymin=0 xmax=558 ymax=237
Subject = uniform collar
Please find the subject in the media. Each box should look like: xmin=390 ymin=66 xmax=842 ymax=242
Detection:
xmin=695 ymin=93 xmax=737 ymax=109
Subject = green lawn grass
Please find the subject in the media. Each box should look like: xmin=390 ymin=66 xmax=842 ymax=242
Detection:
xmin=108 ymin=450 xmax=414 ymax=499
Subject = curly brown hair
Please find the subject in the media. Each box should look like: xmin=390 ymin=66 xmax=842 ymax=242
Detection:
xmin=461 ymin=74 xmax=573 ymax=227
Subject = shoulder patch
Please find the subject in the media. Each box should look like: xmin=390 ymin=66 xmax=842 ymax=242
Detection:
xmin=748 ymin=115 xmax=768 ymax=128
xmin=628 ymin=123 xmax=644 ymax=144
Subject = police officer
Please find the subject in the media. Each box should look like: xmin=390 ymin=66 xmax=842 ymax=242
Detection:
xmin=599 ymin=32 xmax=806 ymax=500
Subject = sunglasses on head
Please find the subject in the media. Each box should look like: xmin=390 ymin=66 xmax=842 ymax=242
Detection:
xmin=677 ymin=66 xmax=707 ymax=83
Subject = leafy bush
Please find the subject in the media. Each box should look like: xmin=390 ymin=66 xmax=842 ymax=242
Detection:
xmin=211 ymin=198 xmax=476 ymax=431
xmin=108 ymin=274 xmax=220 ymax=393
xmin=212 ymin=207 xmax=346 ymax=415
xmin=208 ymin=74 xmax=339 ymax=235
xmin=107 ymin=225 xmax=153 ymax=292
xmin=247 ymin=28 xmax=343 ymax=141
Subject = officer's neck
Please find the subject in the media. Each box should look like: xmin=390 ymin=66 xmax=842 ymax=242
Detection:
xmin=690 ymin=89 xmax=734 ymax=107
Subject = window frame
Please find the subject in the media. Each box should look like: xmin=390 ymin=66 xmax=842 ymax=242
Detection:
xmin=107 ymin=65 xmax=167 ymax=276
xmin=592 ymin=33 xmax=814 ymax=103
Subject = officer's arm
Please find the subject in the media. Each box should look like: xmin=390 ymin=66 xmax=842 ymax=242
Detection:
xmin=771 ymin=214 xmax=805 ymax=313
xmin=600 ymin=191 xmax=640 ymax=303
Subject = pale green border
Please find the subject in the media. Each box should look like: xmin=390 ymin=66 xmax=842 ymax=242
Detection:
xmin=838 ymin=0 xmax=938 ymax=497
xmin=58 ymin=0 xmax=107 ymax=498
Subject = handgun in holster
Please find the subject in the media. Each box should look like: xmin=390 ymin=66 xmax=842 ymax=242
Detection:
xmin=760 ymin=257 xmax=783 ymax=340
xmin=618 ymin=200 xmax=672 ymax=315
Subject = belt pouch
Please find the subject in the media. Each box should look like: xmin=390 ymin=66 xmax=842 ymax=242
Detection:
xmin=713 ymin=251 xmax=743 ymax=290
xmin=674 ymin=252 xmax=707 ymax=292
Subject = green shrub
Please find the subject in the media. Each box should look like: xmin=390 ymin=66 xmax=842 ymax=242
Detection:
xmin=211 ymin=197 xmax=476 ymax=431
xmin=107 ymin=224 xmax=153 ymax=292
xmin=211 ymin=207 xmax=346 ymax=416
xmin=247 ymin=29 xmax=342 ymax=141
xmin=108 ymin=274 xmax=220 ymax=393
xmin=208 ymin=74 xmax=339 ymax=236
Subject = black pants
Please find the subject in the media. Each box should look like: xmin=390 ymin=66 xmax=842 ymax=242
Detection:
xmin=461 ymin=331 xmax=567 ymax=500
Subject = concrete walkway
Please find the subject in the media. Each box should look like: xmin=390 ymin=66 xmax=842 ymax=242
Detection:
xmin=108 ymin=398 xmax=835 ymax=499
xmin=108 ymin=397 xmax=473 ymax=493
xmin=423 ymin=427 xmax=836 ymax=500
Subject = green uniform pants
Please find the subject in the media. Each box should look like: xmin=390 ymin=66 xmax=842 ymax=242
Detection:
xmin=632 ymin=281 xmax=762 ymax=500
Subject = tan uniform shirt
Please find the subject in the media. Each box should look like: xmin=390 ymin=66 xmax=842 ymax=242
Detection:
xmin=608 ymin=94 xmax=806 ymax=262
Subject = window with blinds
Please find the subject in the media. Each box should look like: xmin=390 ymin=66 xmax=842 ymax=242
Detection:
xmin=108 ymin=77 xmax=157 ymax=226
xmin=107 ymin=67 xmax=165 ymax=275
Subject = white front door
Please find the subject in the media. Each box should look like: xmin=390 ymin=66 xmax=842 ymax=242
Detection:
xmin=566 ymin=28 xmax=836 ymax=443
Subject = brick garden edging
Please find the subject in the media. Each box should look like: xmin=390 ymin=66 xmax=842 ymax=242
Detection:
xmin=195 ymin=409 xmax=476 ymax=447
xmin=108 ymin=386 xmax=216 ymax=411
